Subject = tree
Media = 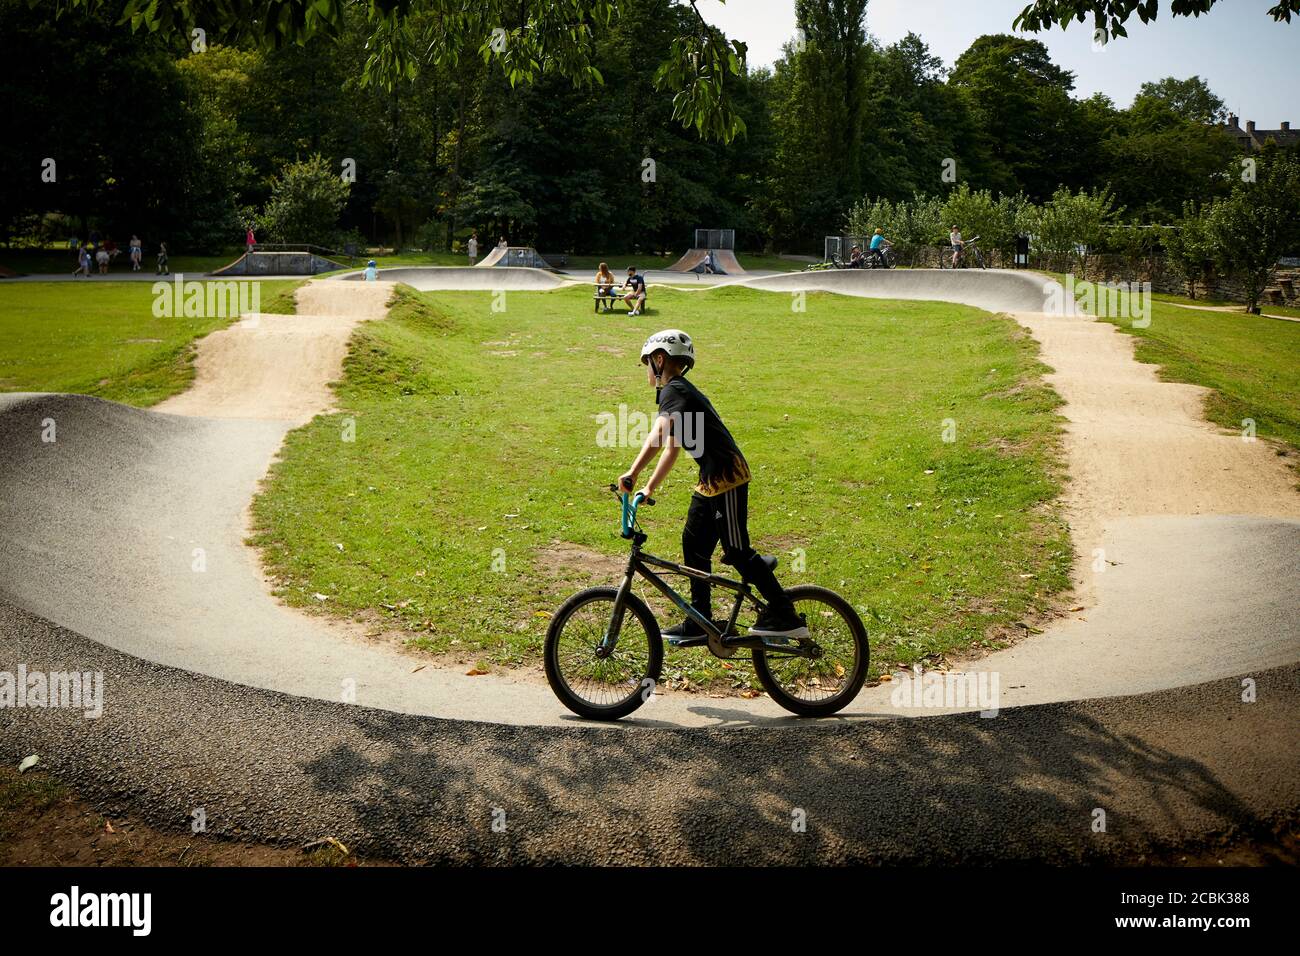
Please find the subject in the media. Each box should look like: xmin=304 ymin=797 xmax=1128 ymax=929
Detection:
xmin=1102 ymin=80 xmax=1237 ymax=221
xmin=844 ymin=193 xmax=944 ymax=265
xmin=1162 ymin=201 xmax=1217 ymax=299
xmin=941 ymin=185 xmax=1034 ymax=261
xmin=760 ymin=1 xmax=871 ymax=247
xmin=1014 ymin=0 xmax=1299 ymax=41
xmin=0 ymin=1 xmax=204 ymax=246
xmin=259 ymin=154 xmax=351 ymax=246
xmin=949 ymin=35 xmax=1083 ymax=199
xmin=1032 ymin=186 xmax=1122 ymax=271
xmin=1207 ymin=150 xmax=1300 ymax=313
xmin=862 ymin=33 xmax=997 ymax=199
xmin=43 ymin=0 xmax=752 ymax=143
xmin=177 ymin=46 xmax=263 ymax=251
xmin=1135 ymin=75 xmax=1225 ymax=124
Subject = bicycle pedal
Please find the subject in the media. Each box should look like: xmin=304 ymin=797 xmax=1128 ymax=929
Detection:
xmin=667 ymin=635 xmax=709 ymax=648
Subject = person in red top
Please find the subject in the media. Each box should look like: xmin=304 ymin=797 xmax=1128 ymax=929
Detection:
xmin=246 ymin=227 xmax=256 ymax=253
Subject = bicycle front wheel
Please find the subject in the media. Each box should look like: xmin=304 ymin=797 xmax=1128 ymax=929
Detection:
xmin=544 ymin=587 xmax=663 ymax=720
xmin=752 ymin=585 xmax=869 ymax=717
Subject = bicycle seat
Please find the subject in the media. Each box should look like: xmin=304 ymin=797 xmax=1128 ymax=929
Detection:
xmin=761 ymin=554 xmax=778 ymax=572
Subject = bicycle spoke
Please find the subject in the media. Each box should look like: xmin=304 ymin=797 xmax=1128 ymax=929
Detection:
xmin=552 ymin=598 xmax=654 ymax=709
xmin=763 ymin=600 xmax=860 ymax=704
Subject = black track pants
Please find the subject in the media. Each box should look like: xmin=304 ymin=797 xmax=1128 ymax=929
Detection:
xmin=681 ymin=484 xmax=793 ymax=617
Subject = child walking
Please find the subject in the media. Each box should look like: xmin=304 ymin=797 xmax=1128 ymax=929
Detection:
xmin=617 ymin=329 xmax=807 ymax=639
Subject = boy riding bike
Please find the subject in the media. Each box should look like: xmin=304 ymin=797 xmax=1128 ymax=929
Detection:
xmin=869 ymin=228 xmax=891 ymax=266
xmin=617 ymin=329 xmax=808 ymax=640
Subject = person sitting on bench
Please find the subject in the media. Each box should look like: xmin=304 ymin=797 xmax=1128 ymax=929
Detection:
xmin=621 ymin=266 xmax=647 ymax=316
xmin=595 ymin=262 xmax=617 ymax=312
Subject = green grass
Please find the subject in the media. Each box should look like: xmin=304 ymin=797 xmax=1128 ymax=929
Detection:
xmin=1156 ymin=293 xmax=1300 ymax=321
xmin=248 ymin=283 xmax=1071 ymax=684
xmin=1126 ymin=299 xmax=1300 ymax=451
xmin=1055 ymin=278 xmax=1300 ymax=452
xmin=0 ymin=279 xmax=302 ymax=405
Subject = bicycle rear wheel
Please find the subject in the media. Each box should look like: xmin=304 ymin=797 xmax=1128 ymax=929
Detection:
xmin=544 ymin=587 xmax=663 ymax=720
xmin=752 ymin=585 xmax=869 ymax=717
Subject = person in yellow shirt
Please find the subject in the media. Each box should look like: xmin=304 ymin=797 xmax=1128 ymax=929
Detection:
xmin=617 ymin=329 xmax=807 ymax=640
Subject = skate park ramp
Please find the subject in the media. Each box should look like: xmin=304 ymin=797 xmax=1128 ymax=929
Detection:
xmin=211 ymin=250 xmax=345 ymax=276
xmin=474 ymin=245 xmax=555 ymax=270
xmin=666 ymin=248 xmax=746 ymax=275
xmin=341 ymin=266 xmax=570 ymax=291
xmin=738 ymin=267 xmax=1058 ymax=314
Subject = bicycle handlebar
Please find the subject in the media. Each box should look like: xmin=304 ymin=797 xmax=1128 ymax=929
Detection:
xmin=608 ymin=484 xmax=654 ymax=537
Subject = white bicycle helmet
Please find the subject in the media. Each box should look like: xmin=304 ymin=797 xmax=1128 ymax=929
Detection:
xmin=640 ymin=329 xmax=695 ymax=370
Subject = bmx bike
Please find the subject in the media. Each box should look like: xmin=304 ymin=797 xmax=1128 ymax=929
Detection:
xmin=543 ymin=488 xmax=870 ymax=720
xmin=940 ymin=236 xmax=986 ymax=269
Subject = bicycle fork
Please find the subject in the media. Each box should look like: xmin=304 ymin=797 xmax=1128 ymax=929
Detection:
xmin=597 ymin=560 xmax=639 ymax=657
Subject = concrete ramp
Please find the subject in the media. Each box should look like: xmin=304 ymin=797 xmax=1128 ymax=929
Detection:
xmin=474 ymin=246 xmax=553 ymax=270
xmin=739 ymin=268 xmax=1061 ymax=314
xmin=344 ymin=266 xmax=570 ymax=291
xmin=667 ymin=248 xmax=745 ymax=275
xmin=211 ymin=250 xmax=344 ymax=276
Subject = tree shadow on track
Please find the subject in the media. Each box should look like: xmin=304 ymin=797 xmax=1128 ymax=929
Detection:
xmin=3 ymin=601 xmax=1293 ymax=865
xmin=298 ymin=681 xmax=1288 ymax=864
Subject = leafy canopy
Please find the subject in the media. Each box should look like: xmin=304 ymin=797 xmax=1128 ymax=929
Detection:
xmin=1014 ymin=0 xmax=1299 ymax=42
xmin=41 ymin=0 xmax=750 ymax=142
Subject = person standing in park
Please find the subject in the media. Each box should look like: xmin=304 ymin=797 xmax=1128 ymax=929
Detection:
xmin=129 ymin=235 xmax=143 ymax=271
xmin=72 ymin=243 xmax=92 ymax=277
xmin=467 ymin=231 xmax=478 ymax=265
xmin=95 ymin=245 xmax=110 ymax=274
xmin=949 ymin=225 xmax=964 ymax=267
xmin=245 ymin=225 xmax=256 ymax=253
xmin=156 ymin=241 xmax=169 ymax=276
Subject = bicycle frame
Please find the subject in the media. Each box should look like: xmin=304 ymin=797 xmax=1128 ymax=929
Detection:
xmin=598 ymin=493 xmax=814 ymax=659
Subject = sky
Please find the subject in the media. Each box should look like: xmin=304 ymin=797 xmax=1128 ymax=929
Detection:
xmin=694 ymin=0 xmax=1299 ymax=127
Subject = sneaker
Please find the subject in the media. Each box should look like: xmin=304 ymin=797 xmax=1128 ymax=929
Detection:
xmin=664 ymin=617 xmax=707 ymax=637
xmin=664 ymin=617 xmax=741 ymax=645
xmin=748 ymin=609 xmax=809 ymax=640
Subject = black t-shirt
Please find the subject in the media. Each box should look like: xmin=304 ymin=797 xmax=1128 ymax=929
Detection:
xmin=624 ymin=274 xmax=646 ymax=293
xmin=657 ymin=376 xmax=751 ymax=496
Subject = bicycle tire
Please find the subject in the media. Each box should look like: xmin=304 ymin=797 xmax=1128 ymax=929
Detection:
xmin=544 ymin=586 xmax=663 ymax=720
xmin=752 ymin=584 xmax=869 ymax=717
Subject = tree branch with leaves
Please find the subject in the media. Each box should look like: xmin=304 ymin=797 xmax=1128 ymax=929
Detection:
xmin=42 ymin=0 xmax=749 ymax=142
xmin=1014 ymin=0 xmax=1299 ymax=41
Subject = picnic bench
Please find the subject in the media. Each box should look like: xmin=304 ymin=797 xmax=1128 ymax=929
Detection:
xmin=594 ymin=285 xmax=648 ymax=313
